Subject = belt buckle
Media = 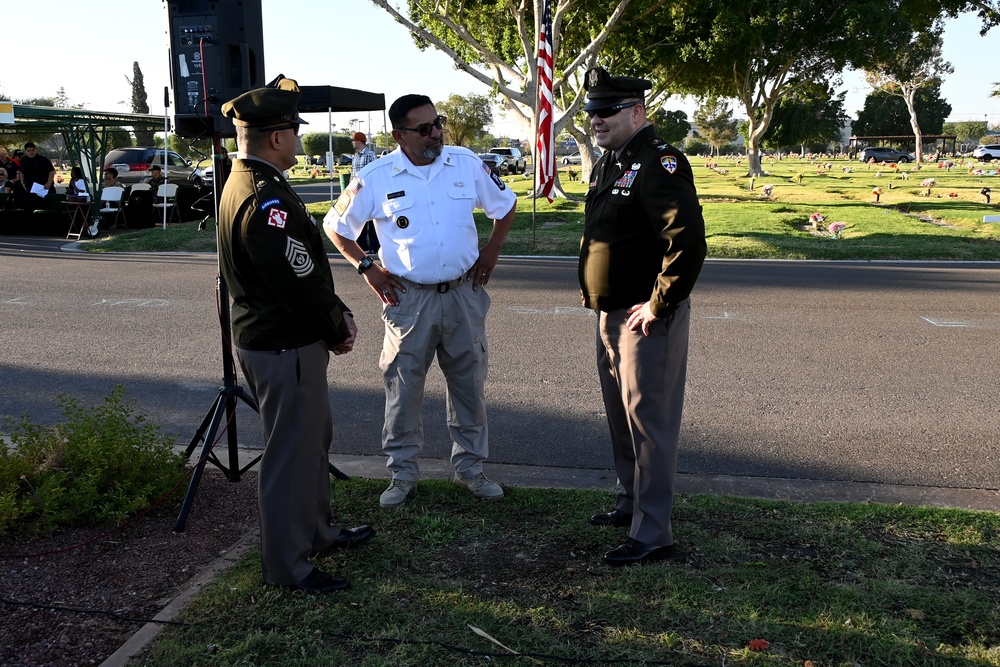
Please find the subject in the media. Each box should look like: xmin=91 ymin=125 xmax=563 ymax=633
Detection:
xmin=437 ymin=282 xmax=450 ymax=293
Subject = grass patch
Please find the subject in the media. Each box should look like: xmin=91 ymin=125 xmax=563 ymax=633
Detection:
xmin=138 ymin=479 xmax=1000 ymax=666
xmin=82 ymin=157 xmax=1000 ymax=260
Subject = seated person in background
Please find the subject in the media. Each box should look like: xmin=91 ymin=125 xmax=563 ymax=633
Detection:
xmin=0 ymin=147 xmax=19 ymax=184
xmin=103 ymin=167 xmax=122 ymax=189
xmin=68 ymin=166 xmax=89 ymax=200
xmin=18 ymin=142 xmax=55 ymax=203
xmin=145 ymin=164 xmax=166 ymax=190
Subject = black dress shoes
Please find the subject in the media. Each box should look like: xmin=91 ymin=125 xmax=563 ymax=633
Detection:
xmin=589 ymin=509 xmax=633 ymax=527
xmin=317 ymin=525 xmax=376 ymax=556
xmin=603 ymin=538 xmax=677 ymax=566
xmin=289 ymin=568 xmax=351 ymax=593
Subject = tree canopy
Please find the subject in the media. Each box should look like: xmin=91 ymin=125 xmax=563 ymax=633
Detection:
xmin=759 ymin=81 xmax=848 ymax=153
xmin=435 ymin=92 xmax=493 ymax=147
xmin=852 ymin=87 xmax=951 ymax=139
xmin=634 ymin=0 xmax=913 ymax=175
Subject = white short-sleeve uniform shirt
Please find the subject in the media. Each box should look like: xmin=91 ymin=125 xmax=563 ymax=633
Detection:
xmin=324 ymin=146 xmax=517 ymax=284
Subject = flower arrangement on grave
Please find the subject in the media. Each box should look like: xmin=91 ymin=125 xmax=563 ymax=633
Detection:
xmin=809 ymin=212 xmax=826 ymax=229
xmin=828 ymin=221 xmax=847 ymax=238
xmin=920 ymin=178 xmax=936 ymax=196
xmin=872 ymin=186 xmax=884 ymax=202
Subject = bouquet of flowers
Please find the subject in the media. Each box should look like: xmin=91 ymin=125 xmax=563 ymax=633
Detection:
xmin=828 ymin=222 xmax=846 ymax=238
xmin=809 ymin=212 xmax=826 ymax=228
xmin=920 ymin=178 xmax=936 ymax=187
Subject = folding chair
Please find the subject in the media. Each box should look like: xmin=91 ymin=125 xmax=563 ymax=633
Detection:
xmin=152 ymin=183 xmax=180 ymax=224
xmin=99 ymin=186 xmax=125 ymax=229
xmin=124 ymin=183 xmax=151 ymax=227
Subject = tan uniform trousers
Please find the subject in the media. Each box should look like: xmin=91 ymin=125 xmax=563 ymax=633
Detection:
xmin=380 ymin=278 xmax=491 ymax=480
xmin=237 ymin=341 xmax=343 ymax=586
xmin=596 ymin=299 xmax=691 ymax=547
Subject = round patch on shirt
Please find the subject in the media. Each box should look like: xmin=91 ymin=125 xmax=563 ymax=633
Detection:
xmin=396 ymin=215 xmax=409 ymax=229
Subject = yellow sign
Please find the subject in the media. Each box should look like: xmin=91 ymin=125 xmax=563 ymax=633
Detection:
xmin=0 ymin=101 xmax=13 ymax=125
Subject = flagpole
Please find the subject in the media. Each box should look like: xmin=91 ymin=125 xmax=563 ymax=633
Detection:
xmin=533 ymin=0 xmax=555 ymax=250
xmin=532 ymin=76 xmax=539 ymax=251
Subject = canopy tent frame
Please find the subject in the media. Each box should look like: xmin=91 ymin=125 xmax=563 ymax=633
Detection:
xmin=1 ymin=105 xmax=164 ymax=223
xmin=297 ymin=85 xmax=387 ymax=203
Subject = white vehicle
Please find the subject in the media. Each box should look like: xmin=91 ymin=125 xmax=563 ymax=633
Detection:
xmin=973 ymin=144 xmax=1000 ymax=161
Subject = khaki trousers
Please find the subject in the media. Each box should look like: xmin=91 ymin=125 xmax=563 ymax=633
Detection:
xmin=379 ymin=279 xmax=491 ymax=480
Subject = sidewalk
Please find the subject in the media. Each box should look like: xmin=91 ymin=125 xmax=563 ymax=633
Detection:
xmin=178 ymin=446 xmax=1000 ymax=512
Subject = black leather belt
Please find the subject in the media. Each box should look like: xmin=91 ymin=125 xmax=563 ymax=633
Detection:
xmin=399 ymin=276 xmax=464 ymax=293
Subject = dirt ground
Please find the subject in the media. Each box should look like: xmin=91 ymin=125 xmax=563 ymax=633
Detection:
xmin=0 ymin=470 xmax=259 ymax=667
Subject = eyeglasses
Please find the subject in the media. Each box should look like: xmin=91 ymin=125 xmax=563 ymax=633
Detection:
xmin=396 ymin=115 xmax=447 ymax=137
xmin=586 ymin=101 xmax=641 ymax=119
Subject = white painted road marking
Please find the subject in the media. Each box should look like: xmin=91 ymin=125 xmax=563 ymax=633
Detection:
xmin=920 ymin=316 xmax=972 ymax=328
xmin=3 ymin=297 xmax=29 ymax=304
xmin=92 ymin=299 xmax=170 ymax=308
xmin=508 ymin=306 xmax=586 ymax=316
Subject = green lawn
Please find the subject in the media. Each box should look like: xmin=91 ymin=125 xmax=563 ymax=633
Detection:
xmin=138 ymin=479 xmax=1000 ymax=667
xmin=84 ymin=156 xmax=1000 ymax=261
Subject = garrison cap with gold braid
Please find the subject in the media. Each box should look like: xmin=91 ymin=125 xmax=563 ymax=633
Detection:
xmin=221 ymin=77 xmax=308 ymax=129
xmin=583 ymin=67 xmax=652 ymax=112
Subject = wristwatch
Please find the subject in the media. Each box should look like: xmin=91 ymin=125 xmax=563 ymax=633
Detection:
xmin=357 ymin=256 xmax=375 ymax=274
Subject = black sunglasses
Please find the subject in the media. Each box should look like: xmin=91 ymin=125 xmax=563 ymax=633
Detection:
xmin=396 ymin=115 xmax=447 ymax=137
xmin=586 ymin=101 xmax=641 ymax=119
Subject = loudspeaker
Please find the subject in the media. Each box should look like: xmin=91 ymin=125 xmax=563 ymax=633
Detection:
xmin=164 ymin=0 xmax=265 ymax=138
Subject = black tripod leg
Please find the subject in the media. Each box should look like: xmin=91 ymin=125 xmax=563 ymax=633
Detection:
xmin=329 ymin=462 xmax=349 ymax=481
xmin=172 ymin=390 xmax=229 ymax=533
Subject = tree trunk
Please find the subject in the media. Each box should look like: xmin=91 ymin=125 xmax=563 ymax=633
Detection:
xmin=904 ymin=87 xmax=923 ymax=166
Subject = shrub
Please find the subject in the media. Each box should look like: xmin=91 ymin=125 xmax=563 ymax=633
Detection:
xmin=0 ymin=386 xmax=186 ymax=536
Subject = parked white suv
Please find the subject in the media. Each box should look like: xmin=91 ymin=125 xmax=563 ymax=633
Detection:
xmin=488 ymin=147 xmax=526 ymax=174
xmin=973 ymin=144 xmax=1000 ymax=161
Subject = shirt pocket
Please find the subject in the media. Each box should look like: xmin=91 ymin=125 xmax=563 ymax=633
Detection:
xmin=381 ymin=195 xmax=414 ymax=222
xmin=447 ymin=184 xmax=477 ymax=203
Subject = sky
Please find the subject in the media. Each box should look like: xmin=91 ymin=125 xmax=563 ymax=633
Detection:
xmin=4 ymin=2 xmax=999 ymax=143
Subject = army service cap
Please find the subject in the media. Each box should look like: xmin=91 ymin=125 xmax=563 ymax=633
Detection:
xmin=583 ymin=67 xmax=652 ymax=111
xmin=221 ymin=77 xmax=308 ymax=129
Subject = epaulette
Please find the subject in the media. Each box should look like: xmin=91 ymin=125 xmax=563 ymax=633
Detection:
xmin=648 ymin=136 xmax=673 ymax=152
xmin=250 ymin=168 xmax=282 ymax=198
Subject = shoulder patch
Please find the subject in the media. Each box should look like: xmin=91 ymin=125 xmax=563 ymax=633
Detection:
xmin=284 ymin=237 xmax=314 ymax=277
xmin=267 ymin=207 xmax=288 ymax=229
xmin=489 ymin=169 xmax=506 ymax=191
xmin=661 ymin=156 xmax=678 ymax=174
xmin=259 ymin=197 xmax=282 ymax=211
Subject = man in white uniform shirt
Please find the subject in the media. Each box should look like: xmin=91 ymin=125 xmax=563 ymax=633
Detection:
xmin=324 ymin=94 xmax=517 ymax=508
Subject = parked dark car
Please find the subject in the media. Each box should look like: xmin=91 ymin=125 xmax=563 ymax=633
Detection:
xmin=858 ymin=147 xmax=914 ymax=163
xmin=487 ymin=147 xmax=525 ymax=174
xmin=104 ymin=147 xmax=202 ymax=186
xmin=479 ymin=153 xmax=510 ymax=176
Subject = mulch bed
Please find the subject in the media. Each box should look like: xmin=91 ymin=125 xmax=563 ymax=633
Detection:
xmin=0 ymin=470 xmax=259 ymax=667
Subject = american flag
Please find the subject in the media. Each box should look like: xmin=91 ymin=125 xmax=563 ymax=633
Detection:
xmin=535 ymin=0 xmax=555 ymax=202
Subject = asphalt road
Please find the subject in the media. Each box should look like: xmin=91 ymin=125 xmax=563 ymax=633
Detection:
xmin=1 ymin=237 xmax=997 ymax=491
xmin=293 ymin=181 xmax=339 ymax=205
